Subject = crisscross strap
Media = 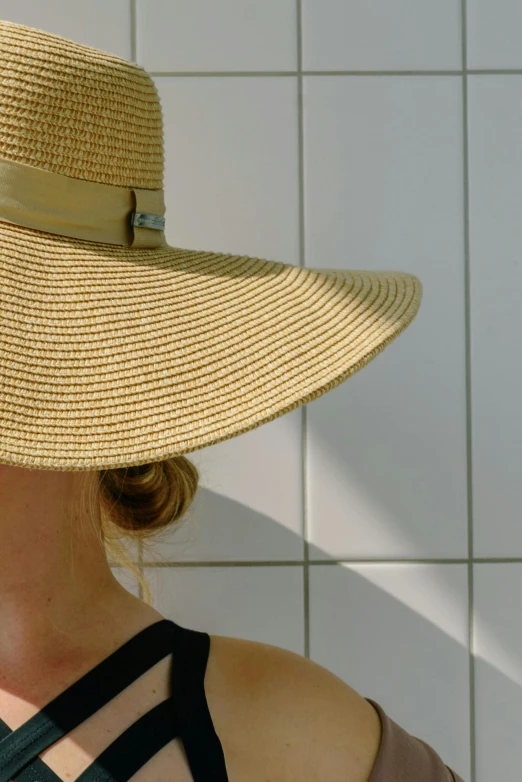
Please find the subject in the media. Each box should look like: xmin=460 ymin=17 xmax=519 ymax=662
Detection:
xmin=170 ymin=627 xmax=230 ymax=781
xmin=0 ymin=619 xmax=180 ymax=782
xmin=74 ymin=697 xmax=179 ymax=782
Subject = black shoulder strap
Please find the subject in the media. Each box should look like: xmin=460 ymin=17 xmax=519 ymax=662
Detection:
xmin=0 ymin=619 xmax=179 ymax=782
xmin=170 ymin=627 xmax=230 ymax=782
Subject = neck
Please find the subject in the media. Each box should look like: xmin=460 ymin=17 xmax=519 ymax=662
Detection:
xmin=0 ymin=464 xmax=152 ymax=672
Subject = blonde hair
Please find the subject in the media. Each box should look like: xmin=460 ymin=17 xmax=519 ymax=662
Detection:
xmin=71 ymin=457 xmax=199 ymax=605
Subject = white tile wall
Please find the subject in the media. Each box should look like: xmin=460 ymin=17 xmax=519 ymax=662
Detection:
xmin=301 ymin=0 xmax=462 ymax=71
xmin=2 ymin=1 xmax=521 ymax=780
xmin=467 ymin=0 xmax=522 ymax=69
xmin=467 ymin=75 xmax=522 ymax=558
xmin=149 ymin=417 xmax=304 ymax=562
xmin=144 ymin=564 xmax=305 ymax=653
xmin=303 ymin=74 xmax=468 ymax=561
xmin=474 ymin=564 xmax=522 ymax=781
xmin=137 ymin=0 xmax=297 ymax=72
xmin=309 ymin=563 xmax=470 ymax=778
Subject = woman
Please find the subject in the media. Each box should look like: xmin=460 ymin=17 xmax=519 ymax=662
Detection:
xmin=0 ymin=18 xmax=463 ymax=782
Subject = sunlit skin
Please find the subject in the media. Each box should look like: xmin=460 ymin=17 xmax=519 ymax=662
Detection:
xmin=0 ymin=464 xmax=161 ymax=682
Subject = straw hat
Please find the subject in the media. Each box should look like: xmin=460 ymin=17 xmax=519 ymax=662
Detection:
xmin=0 ymin=19 xmax=423 ymax=472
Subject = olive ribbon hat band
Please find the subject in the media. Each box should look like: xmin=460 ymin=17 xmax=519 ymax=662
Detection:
xmin=0 ymin=156 xmax=167 ymax=248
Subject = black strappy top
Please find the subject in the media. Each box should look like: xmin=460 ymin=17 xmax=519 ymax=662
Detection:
xmin=0 ymin=618 xmax=465 ymax=782
xmin=0 ymin=619 xmax=228 ymax=782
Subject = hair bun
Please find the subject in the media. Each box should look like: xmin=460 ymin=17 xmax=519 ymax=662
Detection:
xmin=99 ymin=456 xmax=199 ymax=536
xmin=74 ymin=456 xmax=200 ymax=605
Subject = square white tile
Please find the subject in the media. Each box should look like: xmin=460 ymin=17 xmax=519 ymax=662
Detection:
xmin=155 ymin=74 xmax=300 ymax=265
xmin=136 ymin=0 xmax=297 ymax=72
xmin=474 ymin=563 xmax=522 ymax=781
xmin=468 ymin=76 xmax=522 ymax=557
xmin=144 ymin=414 xmax=304 ymax=562
xmin=309 ymin=563 xmax=470 ymax=780
xmin=303 ymin=75 xmax=467 ymax=559
xmin=143 ymin=564 xmax=305 ymax=654
xmin=0 ymin=0 xmax=132 ymax=59
xmin=301 ymin=0 xmax=461 ymax=71
xmin=467 ymin=0 xmax=522 ymax=69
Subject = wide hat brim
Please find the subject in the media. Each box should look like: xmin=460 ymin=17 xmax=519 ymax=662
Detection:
xmin=0 ymin=220 xmax=422 ymax=471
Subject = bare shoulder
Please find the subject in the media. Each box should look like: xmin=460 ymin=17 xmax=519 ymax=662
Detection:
xmin=204 ymin=633 xmax=383 ymax=782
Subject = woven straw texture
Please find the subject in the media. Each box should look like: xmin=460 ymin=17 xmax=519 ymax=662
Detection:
xmin=0 ymin=19 xmax=423 ymax=472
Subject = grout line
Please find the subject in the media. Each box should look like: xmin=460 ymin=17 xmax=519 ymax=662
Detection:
xmin=467 ymin=69 xmax=522 ymax=74
xmin=129 ymin=0 xmax=136 ymax=63
xmin=147 ymin=69 xmax=522 ymax=78
xmin=461 ymin=2 xmax=476 ymax=779
xmin=148 ymin=70 xmax=460 ymax=78
xmin=111 ymin=558 xmax=522 ymax=567
xmin=295 ymin=0 xmax=310 ymax=662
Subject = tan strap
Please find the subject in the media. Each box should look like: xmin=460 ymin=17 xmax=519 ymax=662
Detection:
xmin=0 ymin=157 xmax=166 ymax=248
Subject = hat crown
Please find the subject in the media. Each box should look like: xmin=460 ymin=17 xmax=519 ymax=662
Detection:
xmin=0 ymin=19 xmax=164 ymax=191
